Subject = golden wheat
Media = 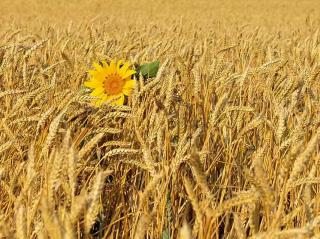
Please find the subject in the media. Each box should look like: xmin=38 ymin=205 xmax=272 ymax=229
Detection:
xmin=1 ymin=0 xmax=320 ymax=238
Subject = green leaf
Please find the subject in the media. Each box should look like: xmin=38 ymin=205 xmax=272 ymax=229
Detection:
xmin=140 ymin=61 xmax=160 ymax=79
xmin=79 ymin=85 xmax=92 ymax=94
xmin=162 ymin=228 xmax=170 ymax=239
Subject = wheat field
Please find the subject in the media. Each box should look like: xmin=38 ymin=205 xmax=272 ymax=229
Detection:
xmin=1 ymin=0 xmax=320 ymax=238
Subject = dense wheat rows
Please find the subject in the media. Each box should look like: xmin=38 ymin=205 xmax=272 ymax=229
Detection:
xmin=1 ymin=0 xmax=320 ymax=238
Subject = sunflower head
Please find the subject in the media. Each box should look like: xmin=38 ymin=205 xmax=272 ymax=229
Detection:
xmin=84 ymin=60 xmax=136 ymax=106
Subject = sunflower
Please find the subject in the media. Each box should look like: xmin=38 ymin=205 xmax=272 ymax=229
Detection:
xmin=84 ymin=60 xmax=136 ymax=106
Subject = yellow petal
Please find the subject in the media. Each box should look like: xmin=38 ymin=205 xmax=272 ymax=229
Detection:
xmin=93 ymin=62 xmax=103 ymax=71
xmin=84 ymin=80 xmax=102 ymax=88
xmin=122 ymin=70 xmax=136 ymax=79
xmin=106 ymin=93 xmax=125 ymax=105
xmin=119 ymin=62 xmax=130 ymax=76
xmin=117 ymin=60 xmax=123 ymax=70
xmin=93 ymin=95 xmax=108 ymax=107
xmin=101 ymin=60 xmax=108 ymax=67
xmin=98 ymin=61 xmax=110 ymax=75
xmin=123 ymin=80 xmax=136 ymax=95
xmin=88 ymin=70 xmax=96 ymax=76
xmin=90 ymin=87 xmax=105 ymax=97
xmin=109 ymin=60 xmax=116 ymax=72
xmin=93 ymin=74 xmax=105 ymax=83
xmin=114 ymin=94 xmax=125 ymax=105
xmin=94 ymin=99 xmax=103 ymax=107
